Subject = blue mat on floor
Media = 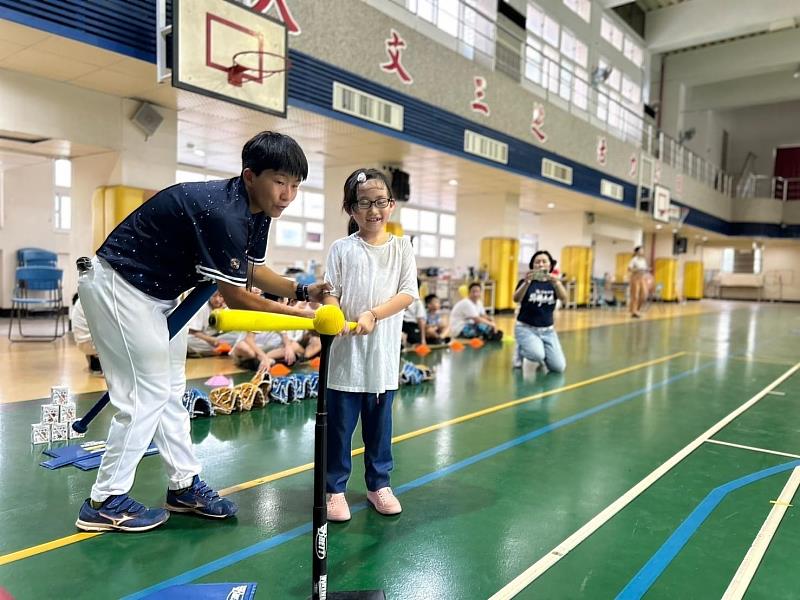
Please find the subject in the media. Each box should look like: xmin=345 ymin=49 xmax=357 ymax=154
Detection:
xmin=41 ymin=442 xmax=158 ymax=470
xmin=140 ymin=583 xmax=257 ymax=599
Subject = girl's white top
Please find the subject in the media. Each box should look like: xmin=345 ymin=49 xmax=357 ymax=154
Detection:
xmin=324 ymin=233 xmax=418 ymax=393
xmin=629 ymin=256 xmax=648 ymax=272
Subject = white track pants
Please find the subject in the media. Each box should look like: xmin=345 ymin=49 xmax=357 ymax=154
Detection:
xmin=78 ymin=257 xmax=200 ymax=502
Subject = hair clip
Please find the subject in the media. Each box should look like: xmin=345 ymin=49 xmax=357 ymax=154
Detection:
xmin=356 ymin=172 xmax=367 ymax=183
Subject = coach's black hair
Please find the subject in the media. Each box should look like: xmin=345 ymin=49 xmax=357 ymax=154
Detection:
xmin=424 ymin=293 xmax=439 ymax=305
xmin=468 ymin=282 xmax=483 ymax=292
xmin=529 ymin=250 xmax=557 ymax=272
xmin=633 ymin=245 xmax=642 ymax=253
xmin=241 ymin=131 xmax=308 ymax=179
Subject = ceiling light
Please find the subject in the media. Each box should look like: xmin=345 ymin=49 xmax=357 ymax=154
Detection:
xmin=702 ymin=236 xmax=708 ymax=241
xmin=193 ymin=148 xmax=206 ymax=157
xmin=793 ymin=66 xmax=800 ymax=79
xmin=655 ymin=224 xmax=662 ymax=230
xmin=547 ymin=202 xmax=555 ymax=209
xmin=448 ymin=179 xmax=458 ymax=186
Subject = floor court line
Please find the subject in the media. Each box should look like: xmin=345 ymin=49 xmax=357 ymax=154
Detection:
xmin=489 ymin=361 xmax=800 ymax=600
xmin=705 ymin=438 xmax=800 ymax=460
xmin=124 ymin=362 xmax=710 ymax=600
xmin=616 ymin=460 xmax=800 ymax=599
xmin=721 ymin=467 xmax=800 ymax=600
xmin=0 ymin=351 xmax=685 ymax=566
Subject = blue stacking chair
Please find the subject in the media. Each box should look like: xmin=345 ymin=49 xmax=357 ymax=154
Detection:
xmin=17 ymin=247 xmax=58 ymax=267
xmin=8 ymin=267 xmax=66 ymax=342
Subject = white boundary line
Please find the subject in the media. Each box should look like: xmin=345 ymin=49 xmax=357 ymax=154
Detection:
xmin=721 ymin=467 xmax=800 ymax=600
xmin=489 ymin=361 xmax=800 ymax=600
xmin=766 ymin=391 xmax=786 ymax=396
xmin=705 ymin=439 xmax=800 ymax=460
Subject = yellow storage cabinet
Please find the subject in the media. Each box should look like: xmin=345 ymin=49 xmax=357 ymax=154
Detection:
xmin=92 ymin=186 xmax=154 ymax=249
xmin=616 ymin=252 xmax=633 ymax=283
xmin=683 ymin=261 xmax=704 ymax=300
xmin=560 ymin=246 xmax=593 ymax=306
xmin=479 ymin=237 xmax=519 ymax=311
xmin=654 ymin=257 xmax=678 ymax=301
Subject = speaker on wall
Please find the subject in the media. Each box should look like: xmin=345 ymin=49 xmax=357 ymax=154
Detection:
xmin=673 ymin=235 xmax=688 ymax=255
xmin=131 ymin=101 xmax=164 ymax=140
xmin=383 ymin=167 xmax=410 ymax=202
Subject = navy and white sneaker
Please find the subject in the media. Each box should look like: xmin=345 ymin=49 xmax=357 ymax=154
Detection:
xmin=165 ymin=475 xmax=238 ymax=519
xmin=76 ymin=494 xmax=169 ymax=532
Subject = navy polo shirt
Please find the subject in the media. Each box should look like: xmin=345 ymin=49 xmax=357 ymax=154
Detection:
xmin=97 ymin=177 xmax=270 ymax=300
xmin=516 ymin=280 xmax=557 ymax=328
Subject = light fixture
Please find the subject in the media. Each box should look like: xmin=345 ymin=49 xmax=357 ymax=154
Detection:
xmin=702 ymin=236 xmax=708 ymax=241
xmin=655 ymin=224 xmax=662 ymax=230
xmin=678 ymin=128 xmax=696 ymax=144
xmin=547 ymin=202 xmax=555 ymax=209
xmin=793 ymin=68 xmax=800 ymax=80
xmin=448 ymin=179 xmax=458 ymax=186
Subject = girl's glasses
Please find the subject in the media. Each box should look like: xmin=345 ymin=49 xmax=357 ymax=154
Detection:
xmin=353 ymin=197 xmax=392 ymax=211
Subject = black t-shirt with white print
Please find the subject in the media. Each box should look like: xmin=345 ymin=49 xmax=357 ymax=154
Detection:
xmin=97 ymin=177 xmax=270 ymax=300
xmin=516 ymin=279 xmax=557 ymax=328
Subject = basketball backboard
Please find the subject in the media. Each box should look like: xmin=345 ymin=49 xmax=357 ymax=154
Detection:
xmin=652 ymin=184 xmax=671 ymax=223
xmin=172 ymin=0 xmax=288 ymax=117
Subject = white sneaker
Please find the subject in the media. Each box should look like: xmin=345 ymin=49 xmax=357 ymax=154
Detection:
xmin=366 ymin=487 xmax=402 ymax=516
xmin=326 ymin=493 xmax=351 ymax=522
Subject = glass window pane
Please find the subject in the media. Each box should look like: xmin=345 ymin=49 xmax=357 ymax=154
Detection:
xmin=420 ymin=234 xmax=438 ymax=257
xmin=439 ymin=237 xmax=455 ymax=258
xmin=275 ymin=221 xmax=303 ymax=247
xmin=437 ymin=0 xmax=459 ymax=36
xmin=54 ymin=159 xmax=71 ymax=187
xmin=418 ymin=0 xmax=435 ymax=22
xmin=400 ymin=207 xmax=420 ymax=231
xmin=439 ymin=213 xmax=456 ymax=236
xmin=305 ymin=221 xmax=324 ymax=250
xmin=560 ymin=29 xmax=574 ymax=60
xmin=303 ymin=191 xmax=325 ymax=219
xmin=418 ymin=209 xmax=438 ymax=233
xmin=543 ymin=16 xmax=559 ymax=47
xmin=60 ymin=196 xmax=71 ymax=229
xmin=410 ymin=234 xmax=421 ymax=256
xmin=282 ymin=194 xmax=304 ymax=217
xmin=574 ymin=39 xmax=588 ymax=68
xmin=526 ymin=3 xmax=544 ymax=36
xmin=176 ymin=169 xmax=204 ymax=183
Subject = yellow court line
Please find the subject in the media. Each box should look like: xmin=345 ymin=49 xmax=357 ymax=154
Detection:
xmin=0 ymin=533 xmax=102 ymax=567
xmin=0 ymin=350 xmax=685 ymax=567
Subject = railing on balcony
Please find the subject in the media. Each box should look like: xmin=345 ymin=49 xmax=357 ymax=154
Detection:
xmin=737 ymin=175 xmax=800 ymax=201
xmin=375 ymin=0 xmax=735 ymax=198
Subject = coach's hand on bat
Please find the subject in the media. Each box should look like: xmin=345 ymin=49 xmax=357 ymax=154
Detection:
xmin=307 ymin=281 xmax=332 ymax=302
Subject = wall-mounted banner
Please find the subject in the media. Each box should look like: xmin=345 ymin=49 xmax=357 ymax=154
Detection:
xmin=245 ymin=0 xmax=301 ymax=35
xmin=531 ymin=103 xmax=547 ymax=143
xmin=470 ymin=76 xmax=490 ymax=116
xmin=654 ymin=162 xmax=662 ymax=184
xmin=596 ymin=136 xmax=608 ymax=166
xmin=380 ymin=29 xmax=413 ymax=84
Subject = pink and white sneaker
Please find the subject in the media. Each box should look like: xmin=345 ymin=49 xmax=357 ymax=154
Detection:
xmin=366 ymin=487 xmax=402 ymax=516
xmin=326 ymin=493 xmax=351 ymax=522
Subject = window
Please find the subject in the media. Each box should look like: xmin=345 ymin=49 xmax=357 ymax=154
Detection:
xmin=400 ymin=205 xmax=456 ymax=259
xmin=622 ymin=75 xmax=641 ymax=105
xmin=275 ymin=188 xmax=326 ymax=250
xmin=175 ymin=168 xmax=229 ymax=183
xmin=54 ymin=159 xmax=72 ymax=232
xmin=601 ymin=16 xmax=623 ymax=51
xmin=54 ymin=193 xmax=71 ymax=231
xmin=624 ymin=36 xmax=643 ymax=67
xmin=721 ymin=247 xmax=763 ymax=274
xmin=563 ymin=0 xmax=590 ymax=22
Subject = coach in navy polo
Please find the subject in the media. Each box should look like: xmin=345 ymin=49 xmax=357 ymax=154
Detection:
xmin=75 ymin=131 xmax=328 ymax=533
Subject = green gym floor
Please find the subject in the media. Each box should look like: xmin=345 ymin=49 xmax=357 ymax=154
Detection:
xmin=1 ymin=301 xmax=799 ymax=599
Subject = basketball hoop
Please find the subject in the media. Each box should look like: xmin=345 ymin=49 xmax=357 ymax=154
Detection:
xmin=227 ymin=50 xmax=289 ymax=87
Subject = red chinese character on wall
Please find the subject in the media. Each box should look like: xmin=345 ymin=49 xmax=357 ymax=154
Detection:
xmin=629 ymin=153 xmax=638 ymax=177
xmin=251 ymin=0 xmax=301 ymax=35
xmin=380 ymin=29 xmax=413 ymax=84
xmin=470 ymin=77 xmax=490 ymax=115
xmin=531 ymin=103 xmax=547 ymax=142
xmin=596 ymin=136 xmax=608 ymax=166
